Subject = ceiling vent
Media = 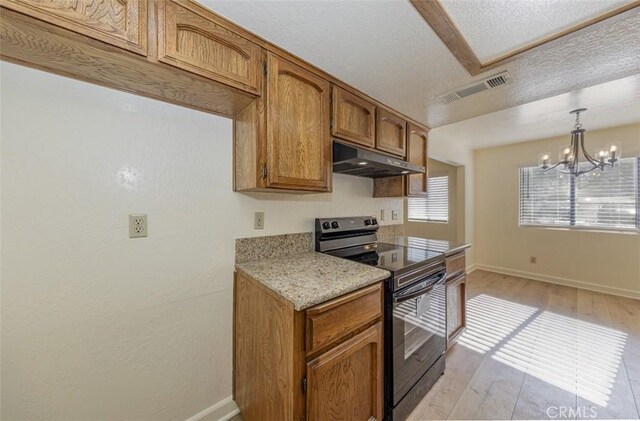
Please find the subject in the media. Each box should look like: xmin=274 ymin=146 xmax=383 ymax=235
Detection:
xmin=437 ymin=71 xmax=511 ymax=104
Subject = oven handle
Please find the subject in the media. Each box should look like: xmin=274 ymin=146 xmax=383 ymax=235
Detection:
xmin=392 ymin=271 xmax=447 ymax=304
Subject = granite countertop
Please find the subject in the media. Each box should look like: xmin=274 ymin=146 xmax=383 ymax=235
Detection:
xmin=389 ymin=236 xmax=470 ymax=256
xmin=235 ymin=252 xmax=390 ymax=311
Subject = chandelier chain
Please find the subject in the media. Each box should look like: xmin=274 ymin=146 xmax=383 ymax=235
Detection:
xmin=574 ymin=111 xmax=582 ymax=130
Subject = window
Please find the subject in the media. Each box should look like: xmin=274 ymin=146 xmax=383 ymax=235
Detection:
xmin=408 ymin=175 xmax=449 ymax=222
xmin=519 ymin=157 xmax=640 ymax=232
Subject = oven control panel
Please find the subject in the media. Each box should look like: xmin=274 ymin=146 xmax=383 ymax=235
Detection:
xmin=315 ymin=216 xmax=378 ymax=233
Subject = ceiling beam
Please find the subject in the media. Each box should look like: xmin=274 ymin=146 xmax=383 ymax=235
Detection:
xmin=410 ymin=0 xmax=640 ymax=77
xmin=409 ymin=0 xmax=482 ymax=75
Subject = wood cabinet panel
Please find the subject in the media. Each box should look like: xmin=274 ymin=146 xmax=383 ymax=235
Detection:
xmin=1 ymin=0 xmax=147 ymax=54
xmin=446 ymin=252 xmax=466 ymax=279
xmin=376 ymin=108 xmax=407 ymax=157
xmin=0 ymin=7 xmax=254 ymax=117
xmin=407 ymin=124 xmax=429 ymax=197
xmin=331 ymin=86 xmax=375 ymax=147
xmin=446 ymin=273 xmax=466 ymax=348
xmin=234 ymin=272 xmax=305 ymax=421
xmin=305 ymin=283 xmax=382 ymax=356
xmin=266 ymin=53 xmax=331 ymax=192
xmin=157 ymin=0 xmax=262 ymax=94
xmin=306 ymin=323 xmax=384 ymax=421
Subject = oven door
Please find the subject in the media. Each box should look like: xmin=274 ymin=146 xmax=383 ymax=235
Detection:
xmin=392 ymin=270 xmax=446 ymax=405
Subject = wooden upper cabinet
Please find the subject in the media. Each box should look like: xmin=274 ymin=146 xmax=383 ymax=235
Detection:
xmin=157 ymin=0 xmax=262 ymax=95
xmin=306 ymin=322 xmax=384 ymax=421
xmin=1 ymin=0 xmax=147 ymax=55
xmin=376 ymin=108 xmax=407 ymax=157
xmin=331 ymin=86 xmax=375 ymax=148
xmin=265 ymin=53 xmax=331 ymax=192
xmin=406 ymin=123 xmax=429 ymax=197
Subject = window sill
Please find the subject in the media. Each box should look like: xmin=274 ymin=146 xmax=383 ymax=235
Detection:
xmin=519 ymin=224 xmax=640 ymax=235
xmin=408 ymin=219 xmax=449 ymax=224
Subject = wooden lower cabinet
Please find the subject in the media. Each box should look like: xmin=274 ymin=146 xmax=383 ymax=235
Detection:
xmin=234 ymin=272 xmax=384 ymax=421
xmin=445 ymin=251 xmax=467 ymax=348
xmin=446 ymin=273 xmax=466 ymax=347
xmin=306 ymin=323 xmax=383 ymax=421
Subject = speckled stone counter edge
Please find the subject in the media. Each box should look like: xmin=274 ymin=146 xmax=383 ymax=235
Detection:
xmin=235 ymin=252 xmax=390 ymax=310
xmin=235 ymin=232 xmax=313 ymax=263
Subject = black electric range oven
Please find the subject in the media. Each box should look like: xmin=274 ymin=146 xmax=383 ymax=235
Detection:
xmin=315 ymin=217 xmax=447 ymax=420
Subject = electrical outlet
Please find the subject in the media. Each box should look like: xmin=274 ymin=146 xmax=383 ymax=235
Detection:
xmin=380 ymin=209 xmax=386 ymax=221
xmin=530 ymin=256 xmax=537 ymax=264
xmin=392 ymin=210 xmax=399 ymax=220
xmin=254 ymin=212 xmax=264 ymax=230
xmin=129 ymin=214 xmax=147 ymax=238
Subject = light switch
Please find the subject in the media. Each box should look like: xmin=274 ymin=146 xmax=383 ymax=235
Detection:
xmin=392 ymin=210 xmax=399 ymax=220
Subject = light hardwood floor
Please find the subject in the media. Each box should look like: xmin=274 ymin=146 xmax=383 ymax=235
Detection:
xmin=408 ymin=270 xmax=640 ymax=420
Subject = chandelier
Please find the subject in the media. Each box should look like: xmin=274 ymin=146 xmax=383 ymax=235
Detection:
xmin=538 ymin=108 xmax=619 ymax=177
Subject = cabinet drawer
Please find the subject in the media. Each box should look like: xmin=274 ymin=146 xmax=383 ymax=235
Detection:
xmin=446 ymin=252 xmax=465 ymax=278
xmin=305 ymin=283 xmax=382 ymax=355
xmin=2 ymin=0 xmax=147 ymax=55
xmin=157 ymin=0 xmax=262 ymax=95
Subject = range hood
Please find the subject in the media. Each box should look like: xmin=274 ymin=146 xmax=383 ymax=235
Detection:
xmin=332 ymin=141 xmax=425 ymax=178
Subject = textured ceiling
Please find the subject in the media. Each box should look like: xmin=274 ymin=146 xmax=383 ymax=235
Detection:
xmin=439 ymin=0 xmax=634 ymax=62
xmin=429 ymin=73 xmax=640 ymax=153
xmin=201 ymin=1 xmax=640 ymax=129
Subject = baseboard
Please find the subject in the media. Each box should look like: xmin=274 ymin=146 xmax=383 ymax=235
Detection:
xmin=186 ymin=396 xmax=240 ymax=421
xmin=474 ymin=264 xmax=640 ymax=300
xmin=466 ymin=263 xmax=478 ymax=274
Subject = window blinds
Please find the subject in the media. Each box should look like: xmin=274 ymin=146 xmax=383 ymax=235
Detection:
xmin=408 ymin=175 xmax=449 ymax=222
xmin=519 ymin=157 xmax=639 ymax=231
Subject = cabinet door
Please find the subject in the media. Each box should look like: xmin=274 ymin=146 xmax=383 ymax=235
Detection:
xmin=406 ymin=124 xmax=428 ymax=197
xmin=157 ymin=0 xmax=262 ymax=94
xmin=376 ymin=109 xmax=406 ymax=157
xmin=306 ymin=323 xmax=384 ymax=421
xmin=2 ymin=0 xmax=147 ymax=55
xmin=265 ymin=53 xmax=331 ymax=192
xmin=446 ymin=274 xmax=466 ymax=348
xmin=332 ymin=86 xmax=375 ymax=148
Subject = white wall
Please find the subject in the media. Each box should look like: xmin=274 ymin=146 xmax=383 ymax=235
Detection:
xmin=0 ymin=62 xmax=403 ymax=420
xmin=474 ymin=124 xmax=640 ymax=298
xmin=405 ymin=158 xmax=460 ymax=242
xmin=428 ymin=129 xmax=475 ymax=266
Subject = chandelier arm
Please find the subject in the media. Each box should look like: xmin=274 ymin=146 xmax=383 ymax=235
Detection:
xmin=543 ymin=161 xmax=567 ymax=173
xmin=580 ymin=139 xmax=600 ymax=166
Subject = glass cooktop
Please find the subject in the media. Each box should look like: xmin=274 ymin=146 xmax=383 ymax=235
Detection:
xmin=326 ymin=242 xmax=443 ymax=274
